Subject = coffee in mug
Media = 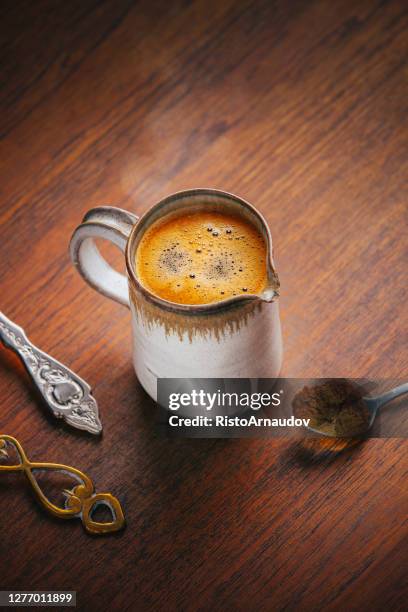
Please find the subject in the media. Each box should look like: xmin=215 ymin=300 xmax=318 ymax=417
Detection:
xmin=136 ymin=210 xmax=267 ymax=305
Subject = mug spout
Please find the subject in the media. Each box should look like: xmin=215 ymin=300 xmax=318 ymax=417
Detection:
xmin=261 ymin=286 xmax=279 ymax=302
xmin=261 ymin=268 xmax=280 ymax=303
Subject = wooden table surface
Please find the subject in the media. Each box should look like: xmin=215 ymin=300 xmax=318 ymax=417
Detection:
xmin=1 ymin=1 xmax=407 ymax=610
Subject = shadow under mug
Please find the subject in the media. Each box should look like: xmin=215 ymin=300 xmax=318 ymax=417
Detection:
xmin=69 ymin=189 xmax=283 ymax=402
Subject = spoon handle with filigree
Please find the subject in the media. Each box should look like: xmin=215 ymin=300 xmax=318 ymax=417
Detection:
xmin=0 ymin=311 xmax=102 ymax=435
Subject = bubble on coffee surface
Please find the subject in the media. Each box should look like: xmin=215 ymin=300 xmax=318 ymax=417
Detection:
xmin=136 ymin=210 xmax=267 ymax=305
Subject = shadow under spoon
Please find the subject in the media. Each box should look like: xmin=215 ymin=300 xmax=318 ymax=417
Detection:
xmin=0 ymin=311 xmax=102 ymax=435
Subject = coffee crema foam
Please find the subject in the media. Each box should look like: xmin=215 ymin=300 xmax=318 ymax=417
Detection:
xmin=135 ymin=210 xmax=267 ymax=305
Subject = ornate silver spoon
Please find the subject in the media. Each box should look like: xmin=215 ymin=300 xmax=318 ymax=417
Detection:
xmin=0 ymin=311 xmax=102 ymax=435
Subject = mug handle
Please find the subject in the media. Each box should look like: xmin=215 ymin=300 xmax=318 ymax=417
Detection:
xmin=70 ymin=206 xmax=139 ymax=308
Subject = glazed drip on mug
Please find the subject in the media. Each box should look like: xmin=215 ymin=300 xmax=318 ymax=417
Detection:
xmin=135 ymin=211 xmax=267 ymax=305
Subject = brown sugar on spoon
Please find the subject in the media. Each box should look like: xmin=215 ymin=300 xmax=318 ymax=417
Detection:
xmin=292 ymin=379 xmax=371 ymax=437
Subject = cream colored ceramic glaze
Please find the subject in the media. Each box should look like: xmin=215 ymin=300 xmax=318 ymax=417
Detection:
xmin=130 ymin=293 xmax=282 ymax=400
xmin=70 ymin=189 xmax=283 ymax=404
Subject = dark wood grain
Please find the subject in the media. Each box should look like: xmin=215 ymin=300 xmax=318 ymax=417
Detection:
xmin=0 ymin=0 xmax=407 ymax=610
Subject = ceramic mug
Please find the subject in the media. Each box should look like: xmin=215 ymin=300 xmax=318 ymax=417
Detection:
xmin=70 ymin=189 xmax=283 ymax=402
